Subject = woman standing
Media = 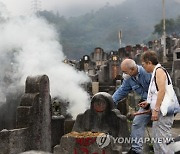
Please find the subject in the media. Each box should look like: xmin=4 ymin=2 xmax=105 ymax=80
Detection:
xmin=140 ymin=50 xmax=179 ymax=154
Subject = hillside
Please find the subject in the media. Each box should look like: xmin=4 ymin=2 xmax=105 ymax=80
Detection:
xmin=39 ymin=0 xmax=180 ymax=59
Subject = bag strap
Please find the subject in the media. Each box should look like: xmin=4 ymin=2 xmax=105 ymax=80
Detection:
xmin=154 ymin=67 xmax=171 ymax=91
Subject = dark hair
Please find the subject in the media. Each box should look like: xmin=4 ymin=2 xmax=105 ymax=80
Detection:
xmin=141 ymin=50 xmax=158 ymax=65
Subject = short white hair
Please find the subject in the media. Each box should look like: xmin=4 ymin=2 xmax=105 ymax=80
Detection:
xmin=126 ymin=60 xmax=136 ymax=69
xmin=121 ymin=59 xmax=136 ymax=69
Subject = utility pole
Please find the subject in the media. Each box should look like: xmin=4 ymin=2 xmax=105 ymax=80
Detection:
xmin=31 ymin=0 xmax=41 ymax=15
xmin=118 ymin=30 xmax=122 ymax=48
xmin=162 ymin=0 xmax=167 ymax=62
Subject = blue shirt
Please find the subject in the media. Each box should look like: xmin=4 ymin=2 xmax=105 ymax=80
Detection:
xmin=112 ymin=65 xmax=151 ymax=105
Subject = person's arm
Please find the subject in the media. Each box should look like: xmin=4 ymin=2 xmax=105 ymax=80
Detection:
xmin=112 ymin=79 xmax=132 ymax=105
xmin=141 ymin=69 xmax=152 ymax=100
xmin=151 ymin=68 xmax=166 ymax=121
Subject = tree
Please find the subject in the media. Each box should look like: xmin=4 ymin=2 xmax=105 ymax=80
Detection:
xmin=153 ymin=18 xmax=180 ymax=36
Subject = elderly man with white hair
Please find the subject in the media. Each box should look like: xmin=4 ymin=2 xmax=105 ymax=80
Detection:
xmin=112 ymin=58 xmax=151 ymax=154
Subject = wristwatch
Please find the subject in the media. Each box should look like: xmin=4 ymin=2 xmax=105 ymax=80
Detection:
xmin=154 ymin=107 xmax=160 ymax=112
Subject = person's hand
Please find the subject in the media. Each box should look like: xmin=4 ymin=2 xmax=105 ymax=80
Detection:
xmin=151 ymin=110 xmax=159 ymax=121
xmin=138 ymin=101 xmax=149 ymax=109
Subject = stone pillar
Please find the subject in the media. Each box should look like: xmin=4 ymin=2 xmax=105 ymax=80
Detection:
xmin=92 ymin=82 xmax=99 ymax=95
xmin=64 ymin=119 xmax=75 ymax=134
xmin=16 ymin=75 xmax=51 ymax=152
xmin=51 ymin=116 xmax=65 ymax=149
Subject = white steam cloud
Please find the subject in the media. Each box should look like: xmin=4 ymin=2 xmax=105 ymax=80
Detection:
xmin=0 ymin=2 xmax=90 ymax=119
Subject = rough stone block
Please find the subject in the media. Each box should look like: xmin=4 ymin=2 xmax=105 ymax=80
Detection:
xmin=51 ymin=116 xmax=65 ymax=149
xmin=64 ymin=119 xmax=75 ymax=134
xmin=0 ymin=128 xmax=29 ymax=154
xmin=54 ymin=132 xmax=122 ymax=154
xmin=16 ymin=106 xmax=33 ymax=128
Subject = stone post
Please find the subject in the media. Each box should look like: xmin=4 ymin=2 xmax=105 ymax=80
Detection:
xmin=16 ymin=75 xmax=51 ymax=152
xmin=92 ymin=82 xmax=99 ymax=95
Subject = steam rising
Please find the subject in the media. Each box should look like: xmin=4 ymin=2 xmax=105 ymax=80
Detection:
xmin=0 ymin=2 xmax=90 ymax=119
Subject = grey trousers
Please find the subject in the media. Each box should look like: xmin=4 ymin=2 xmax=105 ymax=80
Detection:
xmin=152 ymin=113 xmax=174 ymax=154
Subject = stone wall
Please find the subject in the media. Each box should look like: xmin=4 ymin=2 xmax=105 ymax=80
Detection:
xmin=0 ymin=128 xmax=28 ymax=154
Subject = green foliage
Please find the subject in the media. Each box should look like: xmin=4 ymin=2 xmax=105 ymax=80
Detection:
xmin=153 ymin=16 xmax=180 ymax=36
